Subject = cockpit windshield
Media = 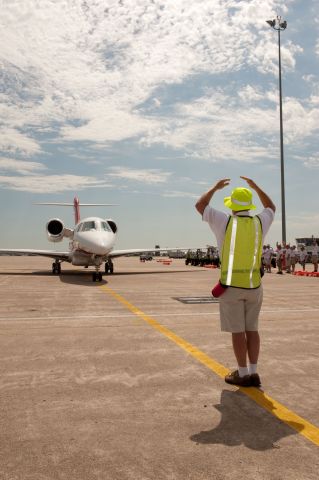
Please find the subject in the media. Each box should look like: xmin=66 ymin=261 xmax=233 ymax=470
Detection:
xmin=82 ymin=221 xmax=96 ymax=231
xmin=77 ymin=220 xmax=112 ymax=232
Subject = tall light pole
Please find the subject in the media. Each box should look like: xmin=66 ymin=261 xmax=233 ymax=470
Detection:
xmin=266 ymin=16 xmax=287 ymax=245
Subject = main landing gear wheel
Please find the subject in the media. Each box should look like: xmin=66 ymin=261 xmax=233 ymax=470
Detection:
xmin=52 ymin=261 xmax=61 ymax=274
xmin=92 ymin=272 xmax=103 ymax=282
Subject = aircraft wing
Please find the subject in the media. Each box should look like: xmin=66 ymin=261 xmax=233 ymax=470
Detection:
xmin=0 ymin=249 xmax=70 ymax=261
xmin=109 ymin=248 xmax=193 ymax=258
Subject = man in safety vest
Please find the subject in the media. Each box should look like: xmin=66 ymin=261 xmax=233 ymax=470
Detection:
xmin=195 ymin=176 xmax=275 ymax=387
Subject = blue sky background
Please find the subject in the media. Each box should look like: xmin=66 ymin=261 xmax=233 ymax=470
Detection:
xmin=1 ymin=0 xmax=318 ymax=250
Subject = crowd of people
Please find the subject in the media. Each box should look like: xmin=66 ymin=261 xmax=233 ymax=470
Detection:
xmin=261 ymin=240 xmax=318 ymax=274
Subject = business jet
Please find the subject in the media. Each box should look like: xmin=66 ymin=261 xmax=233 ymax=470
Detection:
xmin=0 ymin=197 xmax=181 ymax=282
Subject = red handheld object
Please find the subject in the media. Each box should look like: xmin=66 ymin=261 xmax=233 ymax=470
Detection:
xmin=211 ymin=282 xmax=227 ymax=298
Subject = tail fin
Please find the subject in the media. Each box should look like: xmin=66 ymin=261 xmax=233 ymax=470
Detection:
xmin=35 ymin=197 xmax=119 ymax=224
xmin=74 ymin=197 xmax=80 ymax=224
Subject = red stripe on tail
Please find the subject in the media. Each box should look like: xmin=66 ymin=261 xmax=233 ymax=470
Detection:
xmin=73 ymin=197 xmax=80 ymax=224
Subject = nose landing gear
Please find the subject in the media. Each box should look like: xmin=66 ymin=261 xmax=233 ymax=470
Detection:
xmin=92 ymin=259 xmax=103 ymax=282
xmin=92 ymin=271 xmax=103 ymax=282
xmin=93 ymin=259 xmax=114 ymax=281
xmin=52 ymin=261 xmax=61 ymax=274
xmin=90 ymin=253 xmax=106 ymax=282
xmin=104 ymin=259 xmax=114 ymax=274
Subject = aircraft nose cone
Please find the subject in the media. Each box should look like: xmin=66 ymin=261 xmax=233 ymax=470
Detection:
xmin=77 ymin=231 xmax=113 ymax=255
xmin=92 ymin=241 xmax=109 ymax=255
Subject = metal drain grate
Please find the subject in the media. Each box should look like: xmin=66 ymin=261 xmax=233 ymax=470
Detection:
xmin=173 ymin=296 xmax=219 ymax=304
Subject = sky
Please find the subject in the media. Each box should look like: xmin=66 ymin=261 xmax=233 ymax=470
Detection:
xmin=1 ymin=0 xmax=318 ymax=251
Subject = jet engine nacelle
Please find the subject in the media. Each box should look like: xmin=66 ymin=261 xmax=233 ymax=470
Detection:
xmin=106 ymin=219 xmax=117 ymax=234
xmin=46 ymin=218 xmax=73 ymax=243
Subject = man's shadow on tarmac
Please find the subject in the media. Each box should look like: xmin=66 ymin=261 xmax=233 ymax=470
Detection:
xmin=190 ymin=389 xmax=304 ymax=450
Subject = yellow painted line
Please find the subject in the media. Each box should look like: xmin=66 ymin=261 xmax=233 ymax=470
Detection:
xmin=100 ymin=285 xmax=319 ymax=447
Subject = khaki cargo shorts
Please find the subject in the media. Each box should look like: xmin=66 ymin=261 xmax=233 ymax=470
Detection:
xmin=219 ymin=285 xmax=263 ymax=333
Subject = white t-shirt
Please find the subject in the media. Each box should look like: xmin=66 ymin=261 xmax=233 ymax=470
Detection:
xmin=263 ymin=248 xmax=273 ymax=261
xmin=276 ymin=250 xmax=283 ymax=260
xmin=202 ymin=206 xmax=275 ymax=254
xmin=299 ymin=251 xmax=307 ymax=261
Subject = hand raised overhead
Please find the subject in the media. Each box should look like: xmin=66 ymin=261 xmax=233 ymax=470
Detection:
xmin=240 ymin=176 xmax=258 ymax=190
xmin=214 ymin=178 xmax=231 ymax=190
xmin=195 ymin=178 xmax=230 ymax=215
xmin=240 ymin=176 xmax=276 ymax=212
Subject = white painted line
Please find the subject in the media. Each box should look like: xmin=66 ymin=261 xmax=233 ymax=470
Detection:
xmin=0 ymin=308 xmax=319 ymax=322
xmin=261 ymin=308 xmax=319 ymax=313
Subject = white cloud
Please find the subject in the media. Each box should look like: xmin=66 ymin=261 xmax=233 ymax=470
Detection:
xmin=283 ymin=98 xmax=319 ymax=143
xmin=0 ymin=157 xmax=47 ymax=175
xmin=107 ymin=167 xmax=172 ymax=184
xmin=0 ymin=127 xmax=42 ymax=156
xmin=0 ymin=0 xmax=303 ymax=149
xmin=153 ymin=98 xmax=161 ymax=108
xmin=139 ymin=90 xmax=281 ymax=162
xmin=238 ymin=85 xmax=264 ymax=103
xmin=61 ymin=109 xmax=156 ymax=143
xmin=0 ymin=0 xmax=317 ymax=184
xmin=302 ymin=74 xmax=316 ymax=83
xmin=0 ymin=174 xmax=111 ymax=193
xmin=309 ymin=95 xmax=319 ymax=106
xmin=251 ymin=38 xmax=303 ymax=76
xmin=161 ymin=190 xmax=198 ymax=199
xmin=136 ymin=85 xmax=319 ymax=163
xmin=238 ymin=85 xmax=277 ymax=105
xmin=303 ymin=155 xmax=319 ymax=169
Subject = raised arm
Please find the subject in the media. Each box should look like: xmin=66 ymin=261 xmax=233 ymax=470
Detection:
xmin=240 ymin=176 xmax=276 ymax=212
xmin=195 ymin=178 xmax=230 ymax=215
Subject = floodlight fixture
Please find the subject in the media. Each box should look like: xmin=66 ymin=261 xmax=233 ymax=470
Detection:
xmin=266 ymin=16 xmax=287 ymax=31
xmin=266 ymin=19 xmax=276 ymax=28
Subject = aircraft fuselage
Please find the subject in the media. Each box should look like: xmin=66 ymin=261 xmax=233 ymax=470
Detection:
xmin=69 ymin=216 xmax=116 ymax=266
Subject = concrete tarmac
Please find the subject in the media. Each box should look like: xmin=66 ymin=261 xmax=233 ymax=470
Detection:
xmin=0 ymin=256 xmax=318 ymax=480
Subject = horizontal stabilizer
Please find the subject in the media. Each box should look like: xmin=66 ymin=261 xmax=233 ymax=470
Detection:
xmin=34 ymin=197 xmax=119 ymax=224
xmin=34 ymin=203 xmax=119 ymax=206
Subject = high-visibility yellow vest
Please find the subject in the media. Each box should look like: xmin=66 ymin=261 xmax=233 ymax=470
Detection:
xmin=220 ymin=215 xmax=262 ymax=289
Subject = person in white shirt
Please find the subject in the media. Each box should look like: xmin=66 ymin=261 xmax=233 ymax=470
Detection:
xmin=285 ymin=245 xmax=292 ymax=273
xmin=276 ymin=245 xmax=283 ymax=274
xmin=262 ymin=246 xmax=267 ymax=270
xmin=312 ymin=240 xmax=318 ymax=272
xmin=263 ymin=245 xmax=273 ymax=273
xmin=290 ymin=245 xmax=297 ymax=273
xmin=299 ymin=246 xmax=307 ymax=271
xmin=195 ymin=176 xmax=275 ymax=387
